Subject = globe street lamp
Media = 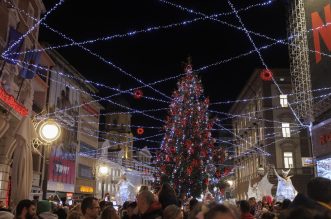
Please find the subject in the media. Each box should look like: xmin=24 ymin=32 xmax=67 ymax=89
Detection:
xmin=36 ymin=119 xmax=61 ymax=143
xmin=34 ymin=119 xmax=62 ymax=199
xmin=98 ymin=165 xmax=109 ymax=199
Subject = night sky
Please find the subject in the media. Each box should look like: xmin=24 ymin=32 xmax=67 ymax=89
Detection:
xmin=41 ymin=0 xmax=290 ymax=149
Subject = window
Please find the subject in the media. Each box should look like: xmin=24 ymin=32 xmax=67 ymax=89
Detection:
xmin=280 ymin=95 xmax=288 ymax=107
xmin=284 ymin=152 xmax=294 ymax=168
xmin=282 ymin=123 xmax=291 ymax=137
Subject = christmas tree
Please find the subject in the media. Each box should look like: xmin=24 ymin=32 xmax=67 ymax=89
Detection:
xmin=157 ymin=59 xmax=220 ymax=198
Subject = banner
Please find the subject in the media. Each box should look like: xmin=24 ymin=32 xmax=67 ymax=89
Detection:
xmin=2 ymin=27 xmax=24 ymax=65
xmin=20 ymin=51 xmax=41 ymax=79
xmin=304 ymin=0 xmax=331 ymax=97
xmin=48 ymin=147 xmax=76 ymax=186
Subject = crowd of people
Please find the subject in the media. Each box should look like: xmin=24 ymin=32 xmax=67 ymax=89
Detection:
xmin=1 ymin=177 xmax=331 ymax=219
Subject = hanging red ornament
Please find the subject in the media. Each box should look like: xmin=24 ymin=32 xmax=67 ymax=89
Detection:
xmin=220 ymin=188 xmax=225 ymax=195
xmin=187 ymin=166 xmax=193 ymax=175
xmin=216 ymin=170 xmax=221 ymax=178
xmin=189 ymin=147 xmax=194 ymax=154
xmin=203 ymin=178 xmax=209 ymax=185
xmin=224 ymin=168 xmax=231 ymax=176
xmin=185 ymin=139 xmax=193 ymax=148
xmin=165 ymin=155 xmax=170 ymax=162
xmin=133 ymin=89 xmax=144 ymax=99
xmin=201 ymin=150 xmax=207 ymax=157
xmin=260 ymin=69 xmax=273 ymax=81
xmin=175 ymin=129 xmax=182 ymax=136
xmin=137 ymin=127 xmax=144 ymax=135
xmin=191 ymin=159 xmax=198 ymax=168
xmin=170 ymin=146 xmax=176 ymax=153
xmin=204 ymin=97 xmax=210 ymax=105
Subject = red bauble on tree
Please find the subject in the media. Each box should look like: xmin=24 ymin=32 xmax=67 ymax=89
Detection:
xmin=185 ymin=139 xmax=192 ymax=148
xmin=187 ymin=166 xmax=193 ymax=175
xmin=192 ymin=159 xmax=199 ymax=168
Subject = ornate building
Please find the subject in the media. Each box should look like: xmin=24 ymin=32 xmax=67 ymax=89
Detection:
xmin=0 ymin=0 xmax=54 ymax=206
xmin=230 ymin=69 xmax=314 ymax=200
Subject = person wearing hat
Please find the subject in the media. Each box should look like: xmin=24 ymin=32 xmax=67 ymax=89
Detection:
xmin=37 ymin=201 xmax=58 ymax=219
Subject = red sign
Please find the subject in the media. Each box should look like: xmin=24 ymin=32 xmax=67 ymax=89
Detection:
xmin=320 ymin=132 xmax=331 ymax=145
xmin=48 ymin=148 xmax=76 ymax=185
xmin=304 ymin=1 xmax=331 ymax=99
xmin=0 ymin=87 xmax=28 ymax=116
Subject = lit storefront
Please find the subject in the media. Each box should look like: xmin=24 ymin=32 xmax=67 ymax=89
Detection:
xmin=312 ymin=118 xmax=331 ymax=179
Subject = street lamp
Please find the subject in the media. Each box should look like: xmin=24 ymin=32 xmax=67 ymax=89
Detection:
xmin=98 ymin=165 xmax=109 ymax=199
xmin=35 ymin=119 xmax=62 ymax=200
xmin=36 ymin=119 xmax=61 ymax=143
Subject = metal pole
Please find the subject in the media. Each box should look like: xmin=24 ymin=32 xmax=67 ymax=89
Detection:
xmin=101 ymin=178 xmax=105 ymax=200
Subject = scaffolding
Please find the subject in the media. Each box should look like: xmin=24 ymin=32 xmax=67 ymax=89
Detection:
xmin=288 ymin=0 xmax=313 ymax=124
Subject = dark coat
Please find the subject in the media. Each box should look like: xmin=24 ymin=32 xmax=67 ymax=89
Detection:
xmin=131 ymin=202 xmax=163 ymax=219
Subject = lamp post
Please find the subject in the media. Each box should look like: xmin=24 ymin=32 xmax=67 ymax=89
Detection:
xmin=98 ymin=165 xmax=109 ymax=199
xmin=35 ymin=119 xmax=61 ymax=200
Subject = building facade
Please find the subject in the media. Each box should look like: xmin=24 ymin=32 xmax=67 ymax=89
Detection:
xmin=45 ymin=49 xmax=103 ymax=201
xmin=0 ymin=0 xmax=56 ymax=206
xmin=230 ymin=69 xmax=314 ymax=200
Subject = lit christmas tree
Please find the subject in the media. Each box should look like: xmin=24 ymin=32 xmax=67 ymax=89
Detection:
xmin=157 ymin=59 xmax=221 ymax=198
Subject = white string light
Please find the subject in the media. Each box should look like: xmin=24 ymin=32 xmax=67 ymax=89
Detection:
xmin=5 ymin=0 xmax=275 ymax=57
xmin=2 ymin=0 xmax=65 ymax=56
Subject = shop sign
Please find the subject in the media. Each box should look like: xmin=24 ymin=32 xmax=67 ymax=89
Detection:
xmin=80 ymin=186 xmax=94 ymax=193
xmin=302 ymin=157 xmax=314 ymax=167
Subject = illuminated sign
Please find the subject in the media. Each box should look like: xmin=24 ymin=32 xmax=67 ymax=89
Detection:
xmin=80 ymin=186 xmax=94 ymax=193
xmin=0 ymin=87 xmax=28 ymax=116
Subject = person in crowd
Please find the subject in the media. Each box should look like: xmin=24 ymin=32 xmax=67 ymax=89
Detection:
xmin=260 ymin=212 xmax=275 ymax=219
xmin=101 ymin=206 xmax=119 ymax=219
xmin=139 ymin=186 xmax=149 ymax=194
xmin=281 ymin=199 xmax=291 ymax=210
xmin=0 ymin=210 xmax=14 ymax=219
xmin=189 ymin=198 xmax=198 ymax=212
xmin=100 ymin=201 xmax=107 ymax=212
xmin=163 ymin=205 xmax=183 ymax=219
xmin=123 ymin=202 xmax=137 ymax=219
xmin=136 ymin=190 xmax=162 ymax=219
xmin=239 ymin=200 xmax=254 ymax=219
xmin=158 ymin=183 xmax=178 ymax=210
xmin=37 ymin=200 xmax=58 ymax=219
xmin=279 ymin=207 xmax=331 ymax=219
xmin=81 ymin=197 xmax=100 ymax=219
xmin=307 ymin=177 xmax=331 ymax=212
xmin=121 ymin=202 xmax=131 ymax=218
xmin=54 ymin=208 xmax=66 ymax=219
xmin=66 ymin=211 xmax=81 ymax=219
xmin=187 ymin=203 xmax=203 ymax=219
xmin=15 ymin=200 xmax=36 ymax=219
xmin=204 ymin=204 xmax=238 ymax=219
xmin=248 ymin=198 xmax=256 ymax=216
